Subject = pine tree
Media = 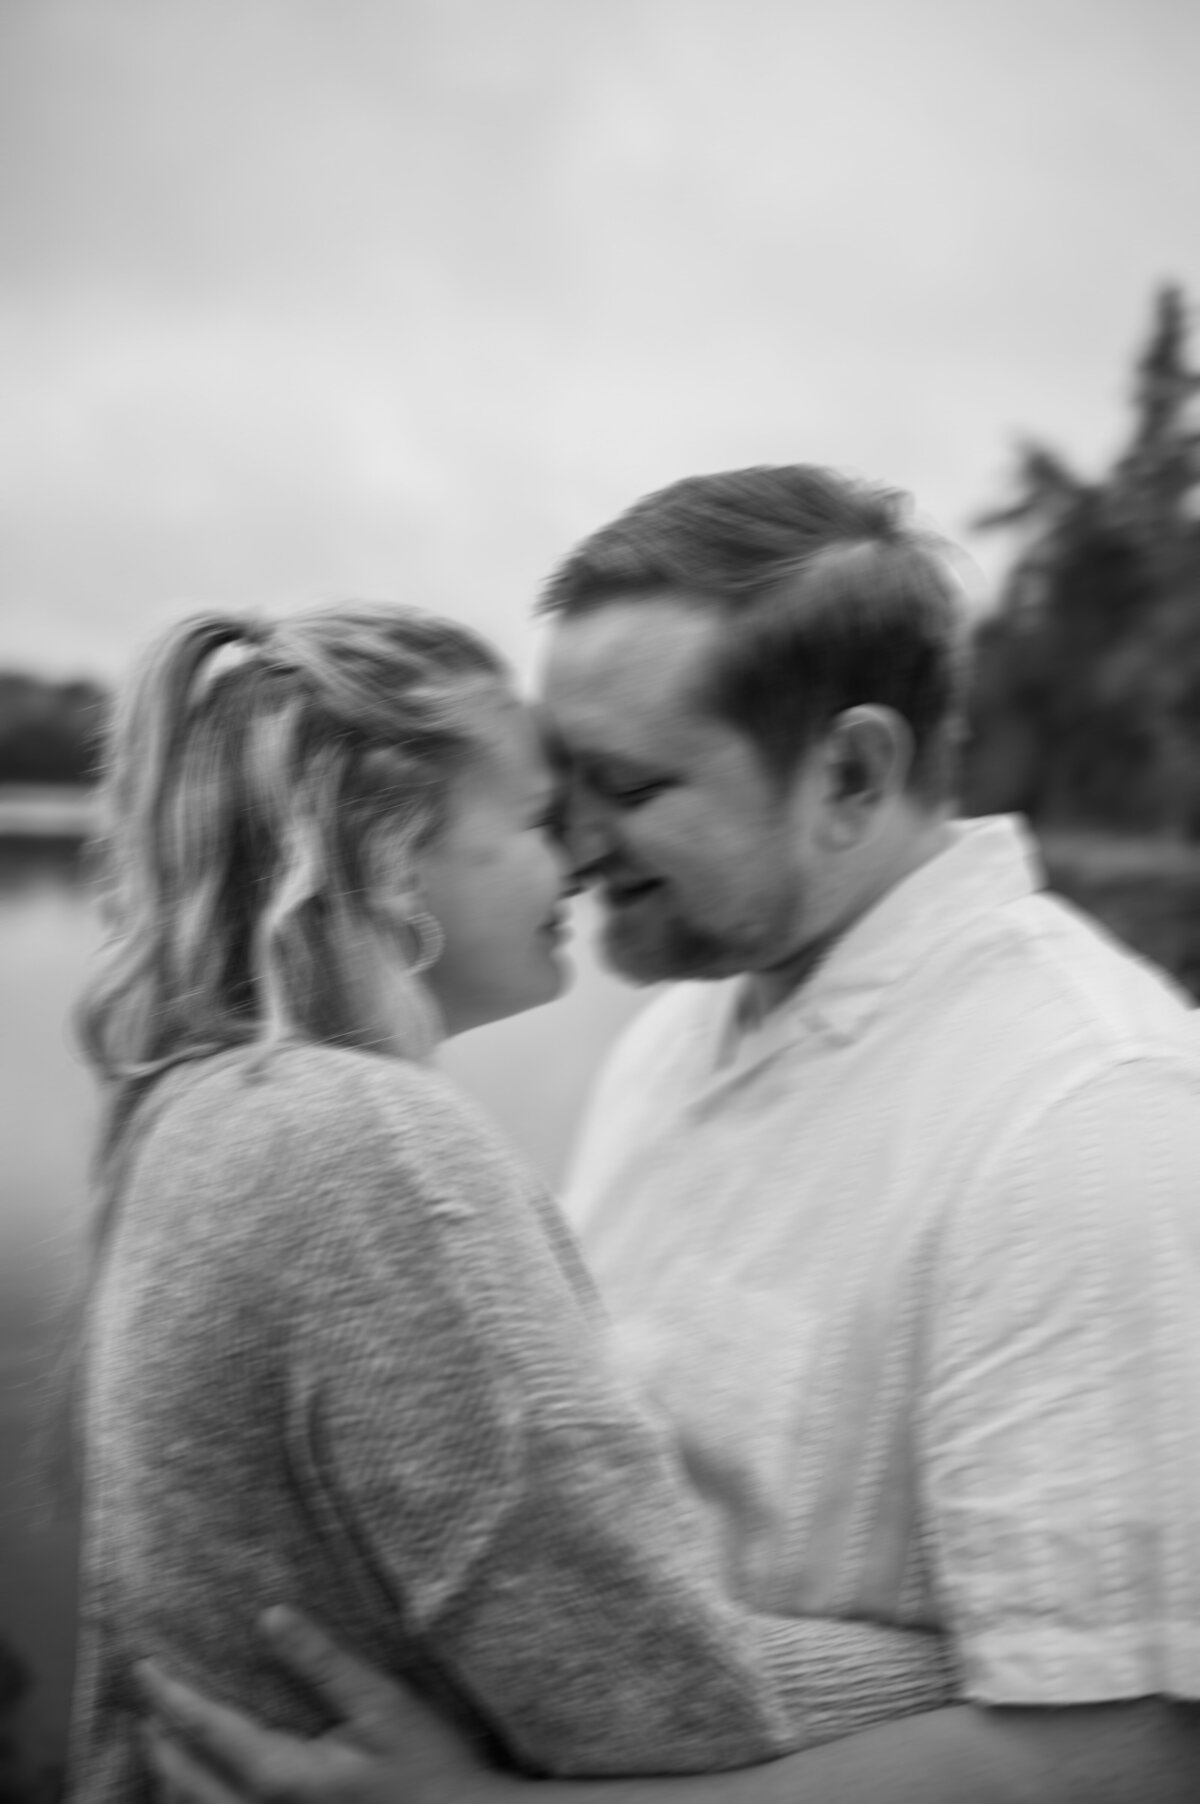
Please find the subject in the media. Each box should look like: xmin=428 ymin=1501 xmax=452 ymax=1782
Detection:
xmin=1110 ymin=284 xmax=1200 ymax=583
xmin=964 ymin=284 xmax=1200 ymax=835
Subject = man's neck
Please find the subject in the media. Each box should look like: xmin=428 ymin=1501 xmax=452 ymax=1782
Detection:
xmin=743 ymin=812 xmax=955 ymax=1022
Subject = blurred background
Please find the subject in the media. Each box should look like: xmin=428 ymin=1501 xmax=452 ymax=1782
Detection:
xmin=2 ymin=0 xmax=1199 ymax=1794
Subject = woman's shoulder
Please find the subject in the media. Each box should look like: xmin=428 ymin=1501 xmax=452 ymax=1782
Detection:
xmin=265 ymin=1039 xmax=477 ymax=1122
xmin=152 ymin=1041 xmax=515 ymax=1179
xmin=112 ymin=1041 xmax=552 ymax=1302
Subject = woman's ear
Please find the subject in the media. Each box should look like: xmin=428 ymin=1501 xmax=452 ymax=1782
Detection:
xmin=820 ymin=707 xmax=913 ymax=846
xmin=368 ymin=888 xmax=444 ymax=975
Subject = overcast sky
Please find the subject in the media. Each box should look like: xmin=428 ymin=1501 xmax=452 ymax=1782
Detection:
xmin=2 ymin=0 xmax=1197 ymax=680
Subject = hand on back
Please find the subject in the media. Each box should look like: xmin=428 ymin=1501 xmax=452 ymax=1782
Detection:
xmin=139 ymin=1608 xmax=518 ymax=1804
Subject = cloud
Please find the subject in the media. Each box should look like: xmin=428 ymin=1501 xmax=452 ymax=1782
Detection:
xmin=2 ymin=0 xmax=1197 ymax=673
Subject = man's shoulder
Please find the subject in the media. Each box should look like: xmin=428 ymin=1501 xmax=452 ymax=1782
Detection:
xmin=912 ymin=891 xmax=1200 ymax=1171
xmin=980 ymin=888 xmax=1197 ymax=1058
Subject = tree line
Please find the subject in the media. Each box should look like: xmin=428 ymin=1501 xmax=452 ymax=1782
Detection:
xmin=0 ymin=674 xmax=107 ymax=788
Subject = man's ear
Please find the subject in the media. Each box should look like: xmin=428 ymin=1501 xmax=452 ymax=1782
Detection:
xmin=819 ymin=707 xmax=913 ymax=845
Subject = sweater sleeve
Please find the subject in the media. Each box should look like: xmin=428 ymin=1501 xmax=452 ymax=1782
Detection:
xmin=288 ymin=1064 xmax=956 ymax=1777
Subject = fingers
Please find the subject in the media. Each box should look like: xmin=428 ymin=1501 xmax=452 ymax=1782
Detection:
xmin=136 ymin=1662 xmax=296 ymax=1788
xmin=143 ymin=1719 xmax=243 ymax=1804
xmin=260 ymin=1612 xmax=489 ymax=1778
xmin=260 ymin=1608 xmax=411 ymax=1746
xmin=137 ymin=1620 xmax=482 ymax=1804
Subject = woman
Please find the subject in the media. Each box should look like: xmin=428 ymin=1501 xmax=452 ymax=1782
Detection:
xmin=67 ymin=605 xmax=952 ymax=1800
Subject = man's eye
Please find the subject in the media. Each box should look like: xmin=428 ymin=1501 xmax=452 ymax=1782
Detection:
xmin=610 ymin=781 xmax=668 ymax=808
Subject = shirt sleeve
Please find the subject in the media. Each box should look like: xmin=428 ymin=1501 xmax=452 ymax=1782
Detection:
xmin=922 ymin=1052 xmax=1200 ymax=1704
xmin=288 ymin=1067 xmax=955 ymax=1777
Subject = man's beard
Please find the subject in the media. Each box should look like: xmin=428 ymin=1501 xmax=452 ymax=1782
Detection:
xmin=598 ymin=894 xmax=792 ymax=986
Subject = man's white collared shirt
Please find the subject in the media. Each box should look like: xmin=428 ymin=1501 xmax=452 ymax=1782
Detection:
xmin=564 ymin=816 xmax=1200 ymax=1702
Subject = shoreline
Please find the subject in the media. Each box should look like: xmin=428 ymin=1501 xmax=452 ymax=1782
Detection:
xmin=0 ymin=786 xmax=96 ymax=844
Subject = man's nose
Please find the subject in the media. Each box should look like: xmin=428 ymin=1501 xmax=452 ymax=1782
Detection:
xmin=562 ymin=781 xmax=614 ymax=883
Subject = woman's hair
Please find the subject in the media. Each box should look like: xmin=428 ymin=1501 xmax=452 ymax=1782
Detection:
xmin=79 ymin=603 xmax=507 ymax=1170
xmin=35 ymin=602 xmax=506 ymax=1505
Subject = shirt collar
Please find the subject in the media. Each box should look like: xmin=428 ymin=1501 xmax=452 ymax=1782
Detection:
xmin=724 ymin=815 xmax=1043 ymax=1060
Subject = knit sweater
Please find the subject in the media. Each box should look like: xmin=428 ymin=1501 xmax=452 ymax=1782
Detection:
xmin=67 ymin=1044 xmax=954 ymax=1799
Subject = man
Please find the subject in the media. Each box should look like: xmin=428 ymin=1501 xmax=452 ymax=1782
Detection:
xmin=140 ymin=466 xmax=1200 ymax=1801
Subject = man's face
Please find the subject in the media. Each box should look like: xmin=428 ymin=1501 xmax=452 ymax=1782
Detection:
xmin=540 ymin=595 xmax=825 ymax=985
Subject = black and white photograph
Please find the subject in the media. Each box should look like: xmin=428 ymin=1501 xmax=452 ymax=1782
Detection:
xmin=2 ymin=3 xmax=1199 ymax=1799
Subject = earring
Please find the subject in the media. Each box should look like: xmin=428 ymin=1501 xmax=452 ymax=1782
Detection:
xmin=407 ymin=909 xmax=444 ymax=977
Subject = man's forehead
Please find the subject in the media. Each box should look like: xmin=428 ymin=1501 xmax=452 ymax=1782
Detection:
xmin=538 ymin=596 xmax=723 ymax=740
xmin=530 ymin=700 xmax=572 ymax=771
xmin=467 ymin=694 xmax=550 ymax=794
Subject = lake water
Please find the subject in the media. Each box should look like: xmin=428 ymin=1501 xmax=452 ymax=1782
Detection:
xmin=0 ymin=832 xmax=643 ymax=1785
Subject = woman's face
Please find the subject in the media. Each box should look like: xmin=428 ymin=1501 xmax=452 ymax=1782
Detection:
xmin=418 ymin=692 xmax=573 ymax=1038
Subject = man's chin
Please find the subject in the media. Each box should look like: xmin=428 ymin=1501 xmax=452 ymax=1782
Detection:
xmin=598 ymin=917 xmax=737 ymax=987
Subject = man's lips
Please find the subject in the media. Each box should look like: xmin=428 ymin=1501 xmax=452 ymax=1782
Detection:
xmin=604 ymin=878 xmax=662 ymax=908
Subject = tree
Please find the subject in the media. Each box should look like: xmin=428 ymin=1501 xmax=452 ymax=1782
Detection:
xmin=1110 ymin=284 xmax=1200 ymax=581
xmin=963 ymin=284 xmax=1200 ymax=835
xmin=1112 ymin=286 xmax=1200 ymax=828
xmin=0 ymin=674 xmax=109 ymax=786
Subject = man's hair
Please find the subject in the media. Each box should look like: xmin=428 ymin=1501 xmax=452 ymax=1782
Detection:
xmin=540 ymin=465 xmax=968 ymax=798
